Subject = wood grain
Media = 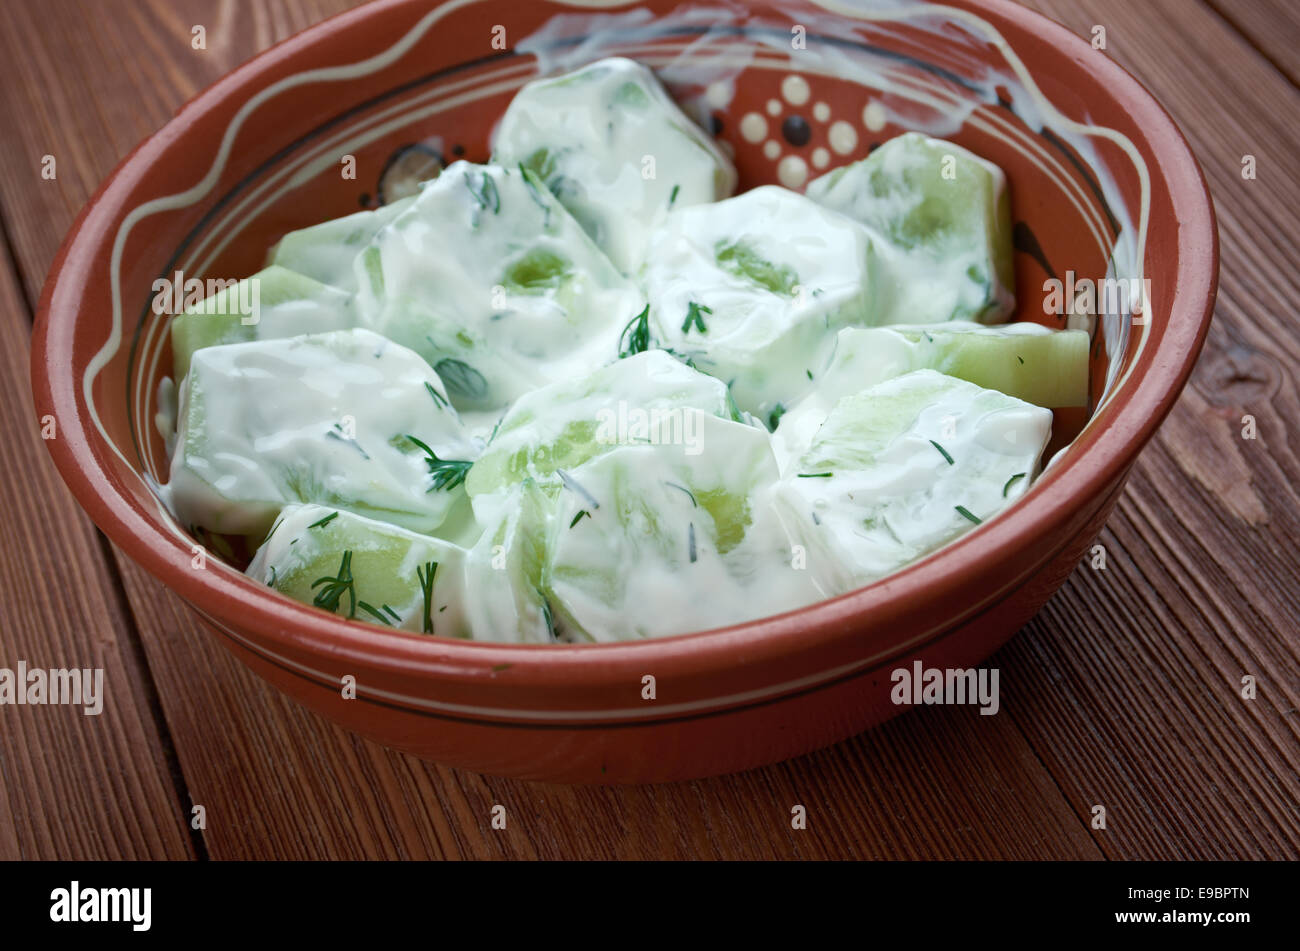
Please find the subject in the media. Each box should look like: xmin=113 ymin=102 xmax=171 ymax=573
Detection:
xmin=0 ymin=0 xmax=1295 ymax=860
xmin=1203 ymin=0 xmax=1300 ymax=88
xmin=0 ymin=240 xmax=194 ymax=860
xmin=1009 ymin=0 xmax=1300 ymax=860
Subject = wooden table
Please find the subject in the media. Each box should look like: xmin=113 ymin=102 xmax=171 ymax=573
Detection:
xmin=0 ymin=0 xmax=1296 ymax=861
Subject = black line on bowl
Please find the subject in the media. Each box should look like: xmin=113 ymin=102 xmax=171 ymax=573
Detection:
xmin=1039 ymin=127 xmax=1121 ymax=236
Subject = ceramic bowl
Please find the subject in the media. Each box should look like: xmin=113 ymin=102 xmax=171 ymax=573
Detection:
xmin=33 ymin=0 xmax=1216 ymax=782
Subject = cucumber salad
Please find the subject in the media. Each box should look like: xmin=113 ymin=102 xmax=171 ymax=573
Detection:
xmin=163 ymin=57 xmax=1089 ymax=643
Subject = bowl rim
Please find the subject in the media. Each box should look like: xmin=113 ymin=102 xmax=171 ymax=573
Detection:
xmin=32 ymin=0 xmax=1217 ymax=691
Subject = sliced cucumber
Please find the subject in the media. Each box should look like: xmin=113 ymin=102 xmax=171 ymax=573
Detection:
xmin=353 ymin=161 xmax=645 ymax=413
xmin=772 ymin=324 xmax=1087 ymax=469
xmin=778 ymin=369 xmax=1052 ymax=587
xmin=247 ymin=504 xmax=471 ymax=636
xmin=806 ymin=132 xmax=1015 ymax=325
xmin=460 ymin=479 xmax=558 ymax=644
xmin=492 ymin=57 xmax=737 ymax=273
xmin=641 ymin=185 xmax=882 ymax=420
xmin=268 ymin=197 xmax=415 ymax=292
xmin=169 ymin=329 xmax=477 ymax=538
xmin=891 ymin=323 xmax=1089 ymax=407
xmin=170 ymin=265 xmax=354 ymax=384
xmin=464 ymin=350 xmax=737 ymax=513
xmin=543 ymin=413 xmax=826 ymax=641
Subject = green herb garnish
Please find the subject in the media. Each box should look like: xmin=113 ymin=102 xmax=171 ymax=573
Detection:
xmin=312 ymin=551 xmax=356 ymax=618
xmin=519 ymin=164 xmax=552 ymax=224
xmin=539 ymin=592 xmax=556 ymax=641
xmin=681 ymin=301 xmax=711 ymax=335
xmin=768 ymin=403 xmax=786 ymax=432
xmin=466 ymin=169 xmax=500 ymax=213
xmin=557 ymin=468 xmax=600 ymax=509
xmin=424 ymin=380 xmax=448 ymax=410
xmin=569 ymin=509 xmax=590 ymax=528
xmin=358 ymin=601 xmax=393 ymax=626
xmin=715 ymin=240 xmax=799 ymax=296
xmin=797 ymin=472 xmax=833 ymax=479
xmin=1002 ymin=472 xmax=1026 ymax=497
xmin=664 ymin=481 xmax=697 ymax=507
xmin=307 ymin=511 xmax=339 ymax=530
xmin=434 ymin=357 xmax=488 ymax=400
xmin=955 ymin=505 xmax=982 ymax=524
xmin=929 ymin=440 xmax=954 ymax=465
xmin=618 ymin=304 xmax=652 ymax=358
xmin=416 ymin=561 xmax=438 ymax=634
xmin=668 ymin=184 xmax=680 ymax=209
xmin=404 ymin=434 xmax=472 ymax=492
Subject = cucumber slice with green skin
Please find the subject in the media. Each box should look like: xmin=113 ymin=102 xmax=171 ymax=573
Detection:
xmin=890 ymin=323 xmax=1089 ymax=407
xmin=492 ymin=57 xmax=737 ymax=274
xmin=773 ymin=323 xmax=1088 ymax=469
xmin=464 ymin=350 xmax=737 ymax=518
xmin=247 ymin=504 xmax=472 ymax=636
xmin=543 ymin=413 xmax=827 ymax=642
xmin=353 ymin=161 xmax=646 ymax=413
xmin=777 ymin=369 xmax=1052 ymax=589
xmin=640 ymin=185 xmax=882 ymax=421
xmin=168 ymin=328 xmax=477 ymax=538
xmin=268 ymin=197 xmax=416 ymax=293
xmin=461 ymin=479 xmax=557 ymax=643
xmin=806 ymin=132 xmax=1015 ymax=325
xmin=169 ymin=265 xmax=355 ymax=384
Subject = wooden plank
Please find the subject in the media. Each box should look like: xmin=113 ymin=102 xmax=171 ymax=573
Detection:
xmin=0 ymin=245 xmax=194 ymax=860
xmin=110 ymin=555 xmax=1102 ymax=859
xmin=1000 ymin=0 xmax=1300 ymax=859
xmin=1203 ymin=0 xmax=1300 ymax=87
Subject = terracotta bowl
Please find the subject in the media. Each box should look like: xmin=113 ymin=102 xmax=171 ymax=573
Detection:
xmin=33 ymin=0 xmax=1216 ymax=782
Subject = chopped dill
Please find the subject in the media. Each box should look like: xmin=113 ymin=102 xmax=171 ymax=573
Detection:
xmin=416 ymin=561 xmax=438 ymax=634
xmin=929 ymin=440 xmax=954 ymax=465
xmin=424 ymin=380 xmax=449 ymax=410
xmin=404 ymin=434 xmax=472 ymax=492
xmin=681 ymin=301 xmax=711 ymax=335
xmin=618 ymin=304 xmax=652 ymax=358
xmin=312 ymin=551 xmax=356 ymax=618
xmin=358 ymin=601 xmax=393 ymax=626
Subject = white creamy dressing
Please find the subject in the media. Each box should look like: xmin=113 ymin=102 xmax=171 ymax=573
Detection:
xmin=465 ymin=350 xmax=735 ymax=528
xmin=544 ymin=411 xmax=829 ymax=641
xmin=248 ymin=502 xmax=475 ymax=637
xmin=169 ymin=328 xmax=476 ymax=537
xmin=491 ymin=57 xmax=738 ymax=274
xmin=772 ymin=321 xmax=1055 ymax=470
xmin=269 ymin=197 xmax=415 ymax=293
xmin=776 ymin=369 xmax=1052 ymax=588
xmin=806 ymin=132 xmax=1015 ymax=326
xmin=640 ymin=185 xmax=881 ymax=419
xmin=353 ymin=160 xmax=645 ymax=412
